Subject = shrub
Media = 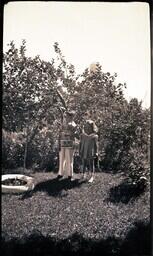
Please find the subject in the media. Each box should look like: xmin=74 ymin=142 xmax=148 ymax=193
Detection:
xmin=26 ymin=127 xmax=59 ymax=171
xmin=2 ymin=129 xmax=25 ymax=169
xmin=101 ymin=104 xmax=150 ymax=191
xmin=127 ymin=149 xmax=149 ymax=190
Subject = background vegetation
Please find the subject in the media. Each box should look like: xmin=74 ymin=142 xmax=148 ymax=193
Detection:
xmin=2 ymin=40 xmax=150 ymax=187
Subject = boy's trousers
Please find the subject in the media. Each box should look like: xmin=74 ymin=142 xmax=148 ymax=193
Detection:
xmin=58 ymin=147 xmax=74 ymax=177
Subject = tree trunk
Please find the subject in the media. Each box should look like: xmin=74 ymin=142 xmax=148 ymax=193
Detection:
xmin=23 ymin=109 xmax=30 ymax=170
xmin=23 ymin=130 xmax=28 ymax=170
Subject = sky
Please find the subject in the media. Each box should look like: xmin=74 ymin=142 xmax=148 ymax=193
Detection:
xmin=3 ymin=1 xmax=151 ymax=108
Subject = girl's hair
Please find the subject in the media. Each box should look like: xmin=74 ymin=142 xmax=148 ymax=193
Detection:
xmin=84 ymin=119 xmax=98 ymax=133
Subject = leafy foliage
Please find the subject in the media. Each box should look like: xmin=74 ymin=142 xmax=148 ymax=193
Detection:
xmin=102 ymin=99 xmax=150 ymax=188
xmin=3 ymin=41 xmax=58 ymax=131
xmin=2 ymin=129 xmax=24 ymax=169
xmin=2 ymin=40 xmax=150 ymax=189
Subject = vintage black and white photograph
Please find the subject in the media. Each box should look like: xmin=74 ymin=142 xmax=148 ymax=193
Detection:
xmin=2 ymin=1 xmax=151 ymax=255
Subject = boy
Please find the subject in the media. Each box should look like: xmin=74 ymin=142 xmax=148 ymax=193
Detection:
xmin=57 ymin=111 xmax=77 ymax=181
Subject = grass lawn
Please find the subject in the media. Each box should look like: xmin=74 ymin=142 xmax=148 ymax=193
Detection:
xmin=2 ymin=171 xmax=151 ymax=256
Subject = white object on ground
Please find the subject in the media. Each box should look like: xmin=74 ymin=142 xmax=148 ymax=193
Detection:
xmin=2 ymin=174 xmax=35 ymax=194
xmin=88 ymin=176 xmax=94 ymax=183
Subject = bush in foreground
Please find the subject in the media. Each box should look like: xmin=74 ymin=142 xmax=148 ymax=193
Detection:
xmin=1 ymin=221 xmax=150 ymax=256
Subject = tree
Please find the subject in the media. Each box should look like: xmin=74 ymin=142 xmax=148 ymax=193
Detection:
xmin=68 ymin=63 xmax=127 ymax=150
xmin=3 ymin=40 xmax=70 ymax=168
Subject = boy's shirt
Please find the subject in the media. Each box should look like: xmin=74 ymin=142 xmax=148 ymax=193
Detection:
xmin=59 ymin=121 xmax=77 ymax=148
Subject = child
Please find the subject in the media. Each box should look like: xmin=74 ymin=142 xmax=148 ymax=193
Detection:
xmin=57 ymin=111 xmax=77 ymax=181
xmin=79 ymin=120 xmax=98 ymax=183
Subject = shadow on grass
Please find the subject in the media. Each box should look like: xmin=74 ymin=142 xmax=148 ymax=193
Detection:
xmin=2 ymin=221 xmax=150 ymax=256
xmin=20 ymin=177 xmax=87 ymax=199
xmin=106 ymin=180 xmax=146 ymax=204
xmin=119 ymin=221 xmax=151 ymax=256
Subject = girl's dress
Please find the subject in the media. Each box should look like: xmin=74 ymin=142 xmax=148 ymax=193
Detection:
xmin=79 ymin=132 xmax=98 ymax=173
xmin=79 ymin=132 xmax=98 ymax=159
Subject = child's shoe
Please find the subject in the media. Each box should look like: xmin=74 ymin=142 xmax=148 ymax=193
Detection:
xmin=56 ymin=175 xmax=63 ymax=180
xmin=82 ymin=173 xmax=87 ymax=179
xmin=68 ymin=176 xmax=75 ymax=181
xmin=88 ymin=176 xmax=94 ymax=183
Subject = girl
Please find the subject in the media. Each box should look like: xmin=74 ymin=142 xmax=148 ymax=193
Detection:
xmin=79 ymin=120 xmax=98 ymax=183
